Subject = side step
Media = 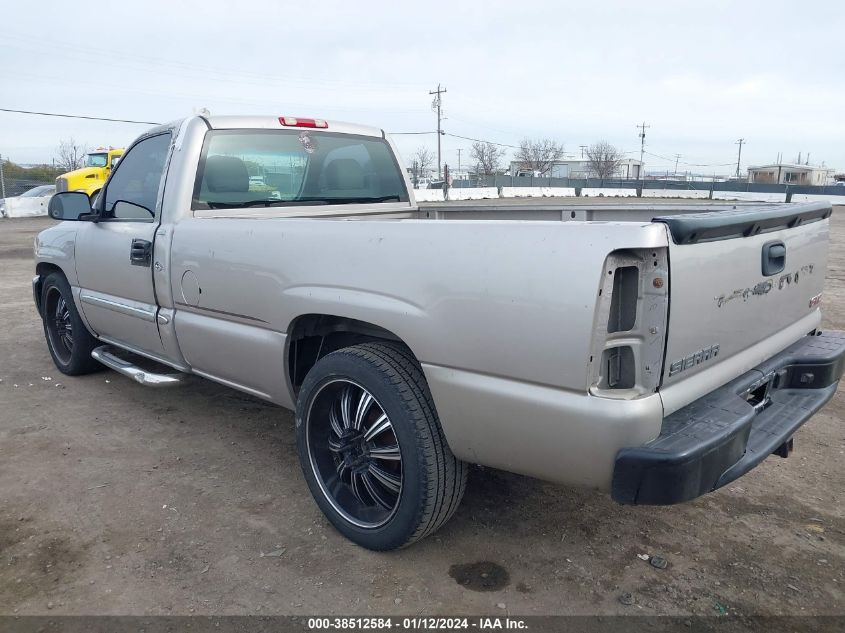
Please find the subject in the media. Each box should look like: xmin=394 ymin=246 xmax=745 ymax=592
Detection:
xmin=91 ymin=346 xmax=184 ymax=387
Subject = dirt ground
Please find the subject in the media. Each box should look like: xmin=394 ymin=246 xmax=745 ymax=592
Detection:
xmin=0 ymin=202 xmax=843 ymax=617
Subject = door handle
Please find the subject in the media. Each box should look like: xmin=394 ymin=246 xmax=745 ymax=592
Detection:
xmin=761 ymin=240 xmax=786 ymax=276
xmin=130 ymin=238 xmax=152 ymax=267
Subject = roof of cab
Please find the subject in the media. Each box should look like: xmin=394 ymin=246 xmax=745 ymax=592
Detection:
xmin=203 ymin=115 xmax=384 ymax=138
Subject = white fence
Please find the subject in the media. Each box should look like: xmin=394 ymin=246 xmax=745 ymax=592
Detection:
xmin=411 ymin=187 xmax=845 ymax=205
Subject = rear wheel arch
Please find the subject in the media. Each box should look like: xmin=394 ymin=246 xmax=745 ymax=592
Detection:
xmin=286 ymin=313 xmax=420 ymax=396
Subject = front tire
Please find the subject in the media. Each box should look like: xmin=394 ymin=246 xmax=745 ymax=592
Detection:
xmin=41 ymin=272 xmax=101 ymax=375
xmin=296 ymin=343 xmax=466 ymax=550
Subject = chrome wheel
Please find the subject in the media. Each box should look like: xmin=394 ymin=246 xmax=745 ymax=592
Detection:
xmin=45 ymin=287 xmax=73 ymax=364
xmin=306 ymin=379 xmax=403 ymax=528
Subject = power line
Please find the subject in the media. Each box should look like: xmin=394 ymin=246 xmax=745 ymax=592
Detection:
xmin=1 ymin=30 xmax=429 ymax=93
xmin=443 ymin=133 xmax=520 ymax=149
xmin=643 ymin=150 xmax=734 ymax=168
xmin=0 ymin=107 xmax=160 ymax=125
xmin=0 ymin=106 xmax=749 ymax=173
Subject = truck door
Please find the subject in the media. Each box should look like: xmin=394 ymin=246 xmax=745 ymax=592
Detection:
xmin=74 ymin=132 xmax=172 ymax=361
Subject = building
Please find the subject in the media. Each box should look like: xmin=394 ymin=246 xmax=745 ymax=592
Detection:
xmin=509 ymin=158 xmax=643 ymax=180
xmin=747 ymin=163 xmax=834 ymax=186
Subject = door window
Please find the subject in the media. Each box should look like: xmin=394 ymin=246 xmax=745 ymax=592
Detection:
xmin=103 ymin=133 xmax=171 ymax=220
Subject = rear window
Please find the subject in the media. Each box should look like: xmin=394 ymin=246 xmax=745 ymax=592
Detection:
xmin=193 ymin=130 xmax=409 ymax=209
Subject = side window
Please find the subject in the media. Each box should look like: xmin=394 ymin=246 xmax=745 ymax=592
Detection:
xmin=104 ymin=134 xmax=170 ymax=220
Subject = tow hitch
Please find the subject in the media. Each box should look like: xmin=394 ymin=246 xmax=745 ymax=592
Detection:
xmin=773 ymin=437 xmax=794 ymax=459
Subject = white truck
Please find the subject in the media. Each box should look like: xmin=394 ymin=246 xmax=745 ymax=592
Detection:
xmin=36 ymin=115 xmax=845 ymax=550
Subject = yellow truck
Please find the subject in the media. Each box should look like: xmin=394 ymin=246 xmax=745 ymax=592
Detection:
xmin=55 ymin=147 xmax=124 ymax=199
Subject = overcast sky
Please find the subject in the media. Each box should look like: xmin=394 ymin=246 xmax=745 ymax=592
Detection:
xmin=1 ymin=0 xmax=842 ymax=175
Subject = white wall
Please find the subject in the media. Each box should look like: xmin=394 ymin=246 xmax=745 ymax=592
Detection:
xmin=2 ymin=196 xmax=50 ymax=218
xmin=501 ymin=187 xmax=576 ymax=198
xmin=581 ymin=188 xmax=638 ymax=197
xmin=410 ymin=187 xmax=845 ymax=205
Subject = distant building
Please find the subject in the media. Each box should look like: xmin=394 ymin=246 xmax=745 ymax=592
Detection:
xmin=509 ymin=158 xmax=643 ymax=180
xmin=747 ymin=163 xmax=834 ymax=186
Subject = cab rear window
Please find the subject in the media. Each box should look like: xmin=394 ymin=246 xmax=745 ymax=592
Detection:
xmin=192 ymin=130 xmax=409 ymax=209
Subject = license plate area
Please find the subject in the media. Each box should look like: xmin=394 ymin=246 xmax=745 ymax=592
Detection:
xmin=742 ymin=369 xmax=785 ymax=413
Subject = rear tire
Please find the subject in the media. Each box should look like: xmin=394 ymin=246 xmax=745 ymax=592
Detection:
xmin=41 ymin=272 xmax=101 ymax=375
xmin=295 ymin=342 xmax=466 ymax=550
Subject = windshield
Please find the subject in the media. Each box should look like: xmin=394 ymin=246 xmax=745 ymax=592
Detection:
xmin=86 ymin=153 xmax=108 ymax=168
xmin=193 ymin=130 xmax=409 ymax=209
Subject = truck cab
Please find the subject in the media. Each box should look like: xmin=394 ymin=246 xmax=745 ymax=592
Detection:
xmin=55 ymin=147 xmax=125 ymax=200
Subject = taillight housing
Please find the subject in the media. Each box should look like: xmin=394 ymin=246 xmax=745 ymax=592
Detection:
xmin=279 ymin=117 xmax=328 ymax=128
xmin=588 ymin=248 xmax=669 ymax=398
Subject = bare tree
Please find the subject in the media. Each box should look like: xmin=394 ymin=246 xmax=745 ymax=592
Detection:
xmin=55 ymin=138 xmax=87 ymax=172
xmin=514 ymin=137 xmax=565 ymax=175
xmin=411 ymin=146 xmax=435 ymax=182
xmin=585 ymin=141 xmax=623 ymax=182
xmin=470 ymin=141 xmax=506 ymax=176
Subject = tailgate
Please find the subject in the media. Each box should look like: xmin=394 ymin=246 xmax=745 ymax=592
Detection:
xmin=656 ymin=203 xmax=832 ymax=391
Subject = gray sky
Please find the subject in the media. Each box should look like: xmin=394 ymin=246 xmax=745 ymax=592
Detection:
xmin=1 ymin=0 xmax=842 ymax=175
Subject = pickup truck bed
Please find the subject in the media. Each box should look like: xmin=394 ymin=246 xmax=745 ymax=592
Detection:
xmin=34 ymin=115 xmax=844 ymax=549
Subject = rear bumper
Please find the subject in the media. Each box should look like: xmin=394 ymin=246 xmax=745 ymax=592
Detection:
xmin=612 ymin=330 xmax=845 ymax=505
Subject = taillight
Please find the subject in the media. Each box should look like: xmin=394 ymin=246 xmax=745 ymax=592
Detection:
xmin=279 ymin=117 xmax=328 ymax=128
xmin=588 ymin=248 xmax=669 ymax=397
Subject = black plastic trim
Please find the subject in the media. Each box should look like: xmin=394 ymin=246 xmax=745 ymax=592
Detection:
xmin=32 ymin=274 xmax=42 ymax=317
xmin=612 ymin=330 xmax=845 ymax=505
xmin=653 ymin=202 xmax=832 ymax=245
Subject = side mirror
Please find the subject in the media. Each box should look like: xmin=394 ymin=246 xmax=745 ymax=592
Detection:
xmin=48 ymin=192 xmax=95 ymax=221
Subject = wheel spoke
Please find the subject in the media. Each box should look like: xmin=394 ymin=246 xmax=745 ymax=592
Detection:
xmin=308 ymin=378 xmax=403 ymax=528
xmin=336 ymin=459 xmax=350 ymax=480
xmin=364 ymin=413 xmax=391 ymax=442
xmin=329 ymin=407 xmax=344 ymax=438
xmin=340 ymin=386 xmax=354 ymax=428
xmin=350 ymin=471 xmax=368 ymax=505
xmin=368 ymin=463 xmax=401 ymax=493
xmin=362 ymin=472 xmax=394 ymax=509
xmin=354 ymin=391 xmax=374 ymax=430
xmin=368 ymin=444 xmax=401 ymax=461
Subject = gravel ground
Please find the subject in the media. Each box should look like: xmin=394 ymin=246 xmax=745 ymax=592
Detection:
xmin=0 ymin=203 xmax=843 ymax=617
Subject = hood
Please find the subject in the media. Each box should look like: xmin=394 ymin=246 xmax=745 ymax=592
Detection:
xmin=60 ymin=166 xmax=105 ymax=181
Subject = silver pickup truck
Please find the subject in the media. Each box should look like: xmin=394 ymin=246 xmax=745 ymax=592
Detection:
xmin=35 ymin=115 xmax=845 ymax=550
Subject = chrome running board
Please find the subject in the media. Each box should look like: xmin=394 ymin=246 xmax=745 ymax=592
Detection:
xmin=91 ymin=346 xmax=184 ymax=387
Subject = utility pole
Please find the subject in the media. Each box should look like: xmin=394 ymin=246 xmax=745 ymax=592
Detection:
xmin=579 ymin=145 xmax=587 ymax=159
xmin=735 ymin=138 xmax=746 ymax=179
xmin=456 ymin=148 xmax=462 ymax=172
xmin=429 ymin=84 xmax=447 ymax=178
xmin=0 ymin=154 xmax=6 ymax=201
xmin=673 ymin=153 xmax=682 ymax=177
xmin=637 ymin=121 xmax=650 ymax=182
